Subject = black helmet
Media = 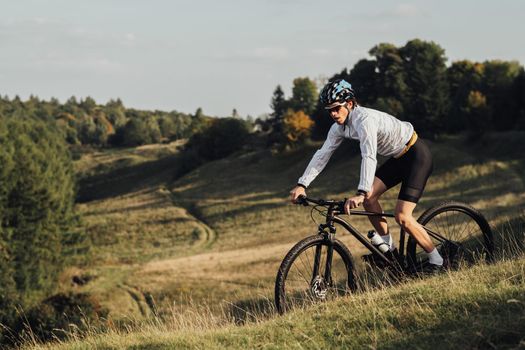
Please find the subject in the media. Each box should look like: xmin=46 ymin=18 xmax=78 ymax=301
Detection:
xmin=319 ymin=79 xmax=355 ymax=109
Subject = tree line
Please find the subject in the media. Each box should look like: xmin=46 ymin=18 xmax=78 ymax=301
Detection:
xmin=266 ymin=39 xmax=525 ymax=146
xmin=0 ymin=95 xmax=211 ymax=149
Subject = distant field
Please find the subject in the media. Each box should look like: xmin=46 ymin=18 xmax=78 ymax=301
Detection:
xmin=74 ymin=140 xmax=214 ymax=262
xmin=58 ymin=132 xmax=525 ymax=324
xmin=75 ymin=140 xmax=186 ymax=202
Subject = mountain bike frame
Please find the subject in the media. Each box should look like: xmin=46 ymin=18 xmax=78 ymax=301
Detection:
xmin=276 ymin=196 xmax=493 ymax=313
xmin=300 ymin=196 xmax=453 ymax=271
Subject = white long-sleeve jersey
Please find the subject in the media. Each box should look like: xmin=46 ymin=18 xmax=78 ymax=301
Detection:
xmin=298 ymin=105 xmax=414 ymax=193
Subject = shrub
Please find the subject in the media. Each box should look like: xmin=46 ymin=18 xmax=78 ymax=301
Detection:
xmin=14 ymin=292 xmax=108 ymax=343
xmin=111 ymin=117 xmax=162 ymax=146
xmin=188 ymin=118 xmax=251 ymax=160
xmin=282 ymin=109 xmax=314 ymax=145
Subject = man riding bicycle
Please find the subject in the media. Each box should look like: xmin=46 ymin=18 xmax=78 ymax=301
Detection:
xmin=289 ymin=79 xmax=444 ymax=273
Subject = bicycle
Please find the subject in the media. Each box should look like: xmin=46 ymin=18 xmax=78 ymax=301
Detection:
xmin=274 ymin=195 xmax=494 ymax=314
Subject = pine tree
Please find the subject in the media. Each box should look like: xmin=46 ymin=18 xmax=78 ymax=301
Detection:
xmin=0 ymin=117 xmax=77 ymax=306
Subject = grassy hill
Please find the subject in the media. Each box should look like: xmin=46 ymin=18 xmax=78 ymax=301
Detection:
xmin=32 ymin=132 xmax=525 ymax=349
xmin=28 ymin=256 xmax=525 ymax=349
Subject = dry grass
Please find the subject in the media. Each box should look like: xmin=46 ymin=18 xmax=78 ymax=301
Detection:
xmin=77 ymin=186 xmax=214 ymax=264
xmin=23 ymin=253 xmax=525 ymax=350
xmin=74 ymin=140 xmax=186 ymax=178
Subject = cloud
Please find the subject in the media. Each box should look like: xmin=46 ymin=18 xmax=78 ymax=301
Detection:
xmin=213 ymin=47 xmax=290 ymax=62
xmin=310 ymin=48 xmax=333 ymax=57
xmin=32 ymin=54 xmax=125 ymax=74
xmin=250 ymin=47 xmax=289 ymax=60
xmin=0 ymin=17 xmax=138 ymax=51
xmin=360 ymin=3 xmax=426 ymax=20
xmin=392 ymin=3 xmax=422 ymax=17
xmin=0 ymin=17 xmax=136 ymax=75
xmin=124 ymin=33 xmax=136 ymax=43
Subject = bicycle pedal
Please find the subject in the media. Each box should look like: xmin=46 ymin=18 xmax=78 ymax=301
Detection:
xmin=362 ymin=249 xmax=404 ymax=268
xmin=362 ymin=253 xmax=388 ymax=268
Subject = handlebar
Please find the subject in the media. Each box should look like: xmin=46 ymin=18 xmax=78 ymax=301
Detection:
xmin=295 ymin=195 xmax=394 ymax=218
xmin=295 ymin=195 xmax=345 ymax=213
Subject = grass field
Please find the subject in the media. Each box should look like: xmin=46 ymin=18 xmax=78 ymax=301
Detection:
xmin=28 ymin=255 xmax=525 ymax=349
xmin=36 ymin=132 xmax=525 ymax=349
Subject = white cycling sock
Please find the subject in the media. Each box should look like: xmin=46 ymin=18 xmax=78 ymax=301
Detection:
xmin=380 ymin=233 xmax=396 ymax=251
xmin=428 ymin=248 xmax=444 ymax=265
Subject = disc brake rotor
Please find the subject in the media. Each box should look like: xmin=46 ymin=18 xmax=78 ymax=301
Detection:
xmin=310 ymin=275 xmax=328 ymax=300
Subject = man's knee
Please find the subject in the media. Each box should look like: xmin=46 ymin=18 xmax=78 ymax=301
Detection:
xmin=395 ymin=211 xmax=413 ymax=229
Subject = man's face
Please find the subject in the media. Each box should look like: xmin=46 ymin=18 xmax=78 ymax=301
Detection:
xmin=328 ymin=102 xmax=350 ymax=125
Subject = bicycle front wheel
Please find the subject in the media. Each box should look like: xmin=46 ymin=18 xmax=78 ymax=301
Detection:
xmin=275 ymin=235 xmax=356 ymax=314
xmin=406 ymin=201 xmax=494 ymax=271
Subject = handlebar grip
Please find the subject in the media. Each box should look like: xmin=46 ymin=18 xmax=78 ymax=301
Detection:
xmin=339 ymin=198 xmax=347 ymax=214
xmin=296 ymin=195 xmax=309 ymax=206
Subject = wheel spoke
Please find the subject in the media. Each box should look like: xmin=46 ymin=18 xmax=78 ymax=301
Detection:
xmin=408 ymin=204 xmax=493 ymax=271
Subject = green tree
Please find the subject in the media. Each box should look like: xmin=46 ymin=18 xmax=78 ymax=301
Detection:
xmin=105 ymin=99 xmax=127 ymax=129
xmin=79 ymin=96 xmax=97 ymax=115
xmin=194 ymin=107 xmax=204 ymax=119
xmin=190 ymin=107 xmax=208 ymax=134
xmin=446 ymin=60 xmax=485 ymax=131
xmin=513 ymin=68 xmax=525 ymax=129
xmin=112 ymin=117 xmax=161 ymax=146
xmin=267 ymin=85 xmax=289 ymax=145
xmin=62 ymin=96 xmax=81 ymax=117
xmin=463 ymin=90 xmax=490 ymax=137
xmin=78 ymin=116 xmax=97 ymax=145
xmin=369 ymin=43 xmax=406 ymax=116
xmin=145 ymin=116 xmax=162 ymax=143
xmin=269 ymin=85 xmax=288 ymax=131
xmin=0 ymin=121 xmax=18 ymax=342
xmin=400 ymin=39 xmax=449 ymax=136
xmin=188 ymin=118 xmax=251 ymax=160
xmin=481 ymin=60 xmax=522 ymax=130
xmin=171 ymin=112 xmax=194 ymax=139
xmin=158 ymin=116 xmax=178 ymax=141
xmin=0 ymin=246 xmax=17 ymax=343
xmin=348 ymin=59 xmax=378 ymax=106
xmin=290 ymin=77 xmax=318 ymax=116
xmin=0 ymin=117 xmax=77 ymax=308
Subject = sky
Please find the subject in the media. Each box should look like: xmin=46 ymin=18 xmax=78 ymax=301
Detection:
xmin=1 ymin=0 xmax=524 ymax=117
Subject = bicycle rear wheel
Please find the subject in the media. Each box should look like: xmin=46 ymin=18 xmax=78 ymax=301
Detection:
xmin=275 ymin=234 xmax=356 ymax=314
xmin=406 ymin=201 xmax=494 ymax=271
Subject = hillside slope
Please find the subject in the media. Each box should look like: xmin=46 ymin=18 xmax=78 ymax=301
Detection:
xmin=32 ymin=256 xmax=525 ymax=349
xmin=59 ymin=133 xmax=525 ymax=325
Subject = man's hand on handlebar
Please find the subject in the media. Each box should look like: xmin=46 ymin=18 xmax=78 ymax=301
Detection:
xmin=344 ymin=195 xmax=365 ymax=215
xmin=290 ymin=185 xmax=306 ymax=204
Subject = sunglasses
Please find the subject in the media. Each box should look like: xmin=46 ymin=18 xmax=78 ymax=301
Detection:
xmin=327 ymin=104 xmax=345 ymax=113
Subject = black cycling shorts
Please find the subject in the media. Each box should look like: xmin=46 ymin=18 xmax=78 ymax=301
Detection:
xmin=375 ymin=138 xmax=433 ymax=203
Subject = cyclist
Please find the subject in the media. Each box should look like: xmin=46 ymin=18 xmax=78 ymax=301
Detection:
xmin=289 ymin=78 xmax=444 ymax=273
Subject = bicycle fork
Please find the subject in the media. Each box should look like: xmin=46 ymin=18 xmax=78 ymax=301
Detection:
xmin=311 ymin=224 xmax=336 ymax=297
xmin=310 ymin=243 xmax=334 ymax=299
